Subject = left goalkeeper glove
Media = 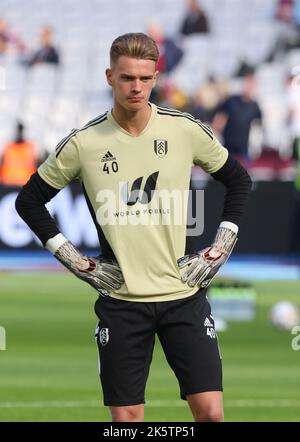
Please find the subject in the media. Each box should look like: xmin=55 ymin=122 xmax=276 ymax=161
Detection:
xmin=177 ymin=222 xmax=238 ymax=289
xmin=46 ymin=234 xmax=124 ymax=297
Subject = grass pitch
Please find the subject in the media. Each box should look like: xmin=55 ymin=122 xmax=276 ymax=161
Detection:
xmin=0 ymin=273 xmax=300 ymax=422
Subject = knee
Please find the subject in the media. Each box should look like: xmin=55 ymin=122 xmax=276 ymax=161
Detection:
xmin=195 ymin=407 xmax=224 ymax=422
xmin=110 ymin=405 xmax=144 ymax=422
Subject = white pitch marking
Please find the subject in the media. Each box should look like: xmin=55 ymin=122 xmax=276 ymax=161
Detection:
xmin=0 ymin=399 xmax=300 ymax=409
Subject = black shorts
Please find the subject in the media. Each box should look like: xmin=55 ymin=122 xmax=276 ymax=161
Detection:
xmin=94 ymin=289 xmax=222 ymax=407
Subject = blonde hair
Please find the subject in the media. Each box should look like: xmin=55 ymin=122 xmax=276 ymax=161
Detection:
xmin=110 ymin=33 xmax=159 ymax=66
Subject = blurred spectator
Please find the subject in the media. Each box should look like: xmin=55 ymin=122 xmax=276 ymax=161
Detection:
xmin=166 ymin=83 xmax=189 ymax=110
xmin=188 ymin=77 xmax=227 ymax=122
xmin=288 ymin=139 xmax=300 ymax=254
xmin=187 ymin=94 xmax=207 ymax=122
xmin=0 ymin=122 xmax=37 ymax=186
xmin=150 ymin=77 xmax=189 ymax=110
xmin=180 ymin=0 xmax=210 ymax=36
xmin=147 ymin=22 xmax=183 ymax=74
xmin=265 ymin=0 xmax=300 ymax=62
xmin=286 ymin=73 xmax=300 ymax=254
xmin=286 ymin=73 xmax=300 ymax=156
xmin=212 ymin=75 xmax=262 ymax=160
xmin=27 ymin=26 xmax=59 ymax=67
xmin=0 ymin=17 xmax=26 ymax=56
xmin=294 ymin=0 xmax=300 ymax=28
xmin=276 ymin=0 xmax=294 ymax=24
xmin=234 ymin=60 xmax=256 ymax=78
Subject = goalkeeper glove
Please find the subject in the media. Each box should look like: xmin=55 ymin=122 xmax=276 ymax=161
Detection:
xmin=46 ymin=234 xmax=124 ymax=297
xmin=177 ymin=222 xmax=238 ymax=289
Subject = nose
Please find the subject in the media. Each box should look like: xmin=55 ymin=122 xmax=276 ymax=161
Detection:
xmin=131 ymin=79 xmax=142 ymax=93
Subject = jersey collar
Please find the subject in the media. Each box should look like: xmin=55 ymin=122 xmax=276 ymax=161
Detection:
xmin=107 ymin=102 xmax=157 ymax=138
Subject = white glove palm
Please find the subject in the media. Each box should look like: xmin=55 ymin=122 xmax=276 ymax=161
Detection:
xmin=178 ymin=225 xmax=238 ymax=289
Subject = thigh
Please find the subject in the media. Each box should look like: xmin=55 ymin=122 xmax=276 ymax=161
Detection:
xmin=95 ymin=297 xmax=155 ymax=406
xmin=157 ymin=291 xmax=222 ymax=400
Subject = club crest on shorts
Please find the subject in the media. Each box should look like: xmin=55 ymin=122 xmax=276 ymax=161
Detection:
xmin=99 ymin=328 xmax=109 ymax=346
xmin=154 ymin=140 xmax=168 ymax=158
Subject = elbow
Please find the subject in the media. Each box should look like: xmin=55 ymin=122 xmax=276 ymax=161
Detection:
xmin=15 ymin=186 xmax=33 ymax=221
xmin=244 ymin=169 xmax=253 ymax=195
xmin=15 ymin=189 xmax=25 ymax=218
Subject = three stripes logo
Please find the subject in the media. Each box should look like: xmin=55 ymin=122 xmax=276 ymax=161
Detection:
xmin=154 ymin=140 xmax=168 ymax=158
xmin=101 ymin=151 xmax=116 ymax=162
xmin=101 ymin=151 xmax=119 ymax=174
xmin=204 ymin=317 xmax=213 ymax=327
xmin=204 ymin=317 xmax=216 ymax=339
xmin=121 ymin=171 xmax=159 ymax=206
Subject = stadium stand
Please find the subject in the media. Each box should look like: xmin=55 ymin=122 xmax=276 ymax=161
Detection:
xmin=0 ymin=0 xmax=299 ymax=172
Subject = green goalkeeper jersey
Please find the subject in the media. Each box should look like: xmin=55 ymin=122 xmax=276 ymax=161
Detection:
xmin=38 ymin=103 xmax=228 ymax=302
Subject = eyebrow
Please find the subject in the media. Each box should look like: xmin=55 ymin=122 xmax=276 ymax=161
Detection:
xmin=120 ymin=74 xmax=154 ymax=80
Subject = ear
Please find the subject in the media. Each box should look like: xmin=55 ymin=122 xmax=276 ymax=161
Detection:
xmin=153 ymin=70 xmax=159 ymax=88
xmin=106 ymin=68 xmax=113 ymax=86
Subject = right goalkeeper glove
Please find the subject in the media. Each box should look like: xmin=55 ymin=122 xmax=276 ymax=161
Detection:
xmin=177 ymin=222 xmax=238 ymax=289
xmin=46 ymin=234 xmax=124 ymax=297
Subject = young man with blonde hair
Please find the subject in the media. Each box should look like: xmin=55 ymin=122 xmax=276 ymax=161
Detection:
xmin=16 ymin=33 xmax=251 ymax=422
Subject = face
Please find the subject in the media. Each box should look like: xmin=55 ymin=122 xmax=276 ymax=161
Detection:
xmin=106 ymin=56 xmax=158 ymax=112
xmin=243 ymin=76 xmax=257 ymax=99
xmin=40 ymin=27 xmax=52 ymax=45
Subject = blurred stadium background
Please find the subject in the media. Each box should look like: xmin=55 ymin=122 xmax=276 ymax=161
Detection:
xmin=0 ymin=0 xmax=300 ymax=422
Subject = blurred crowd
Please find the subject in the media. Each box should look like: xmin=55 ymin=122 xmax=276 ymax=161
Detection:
xmin=0 ymin=0 xmax=299 ymax=254
xmin=0 ymin=19 xmax=59 ymax=66
xmin=0 ymin=0 xmax=300 ymax=188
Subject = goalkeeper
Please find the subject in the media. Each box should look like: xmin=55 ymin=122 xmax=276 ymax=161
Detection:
xmin=15 ymin=32 xmax=251 ymax=422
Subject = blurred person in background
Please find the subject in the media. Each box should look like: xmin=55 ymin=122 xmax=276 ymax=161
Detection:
xmin=180 ymin=0 xmax=210 ymax=36
xmin=212 ymin=75 xmax=262 ymax=161
xmin=276 ymin=0 xmax=294 ymax=24
xmin=288 ymin=139 xmax=300 ymax=255
xmin=286 ymin=73 xmax=300 ymax=157
xmin=0 ymin=17 xmax=26 ymax=57
xmin=147 ymin=21 xmax=183 ymax=75
xmin=151 ymin=78 xmax=189 ymax=110
xmin=265 ymin=0 xmax=300 ymax=62
xmin=294 ymin=0 xmax=300 ymax=28
xmin=286 ymin=73 xmax=300 ymax=254
xmin=0 ymin=121 xmax=37 ymax=186
xmin=188 ymin=76 xmax=228 ymax=123
xmin=27 ymin=25 xmax=59 ymax=67
xmin=147 ymin=22 xmax=184 ymax=109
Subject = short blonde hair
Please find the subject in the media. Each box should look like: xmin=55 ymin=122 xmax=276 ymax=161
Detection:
xmin=110 ymin=33 xmax=159 ymax=66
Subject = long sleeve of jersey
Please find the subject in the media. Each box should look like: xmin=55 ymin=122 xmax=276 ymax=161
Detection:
xmin=15 ymin=172 xmax=61 ymax=245
xmin=15 ymin=129 xmax=81 ymax=245
xmin=211 ymin=154 xmax=252 ymax=226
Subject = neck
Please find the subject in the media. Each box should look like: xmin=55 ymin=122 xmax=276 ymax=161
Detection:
xmin=242 ymin=94 xmax=253 ymax=102
xmin=112 ymin=102 xmax=152 ymax=136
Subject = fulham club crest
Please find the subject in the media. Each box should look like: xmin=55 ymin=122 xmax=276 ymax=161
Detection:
xmin=99 ymin=328 xmax=109 ymax=346
xmin=154 ymin=140 xmax=168 ymax=158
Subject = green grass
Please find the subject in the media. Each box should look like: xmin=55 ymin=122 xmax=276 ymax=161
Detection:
xmin=0 ymin=273 xmax=300 ymax=422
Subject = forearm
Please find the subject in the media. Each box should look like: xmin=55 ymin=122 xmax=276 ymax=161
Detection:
xmin=15 ymin=175 xmax=123 ymax=295
xmin=50 ymin=236 xmax=97 ymax=274
xmin=15 ymin=172 xmax=61 ymax=245
xmin=178 ymin=156 xmax=250 ymax=288
xmin=211 ymin=154 xmax=252 ymax=227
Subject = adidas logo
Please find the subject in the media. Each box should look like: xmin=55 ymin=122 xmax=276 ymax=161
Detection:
xmin=101 ymin=151 xmax=116 ymax=162
xmin=204 ymin=317 xmax=213 ymax=327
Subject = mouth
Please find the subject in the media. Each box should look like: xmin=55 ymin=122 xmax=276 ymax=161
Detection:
xmin=127 ymin=97 xmax=143 ymax=103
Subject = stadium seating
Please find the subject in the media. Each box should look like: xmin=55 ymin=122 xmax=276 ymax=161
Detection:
xmin=0 ymin=0 xmax=294 ymax=160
